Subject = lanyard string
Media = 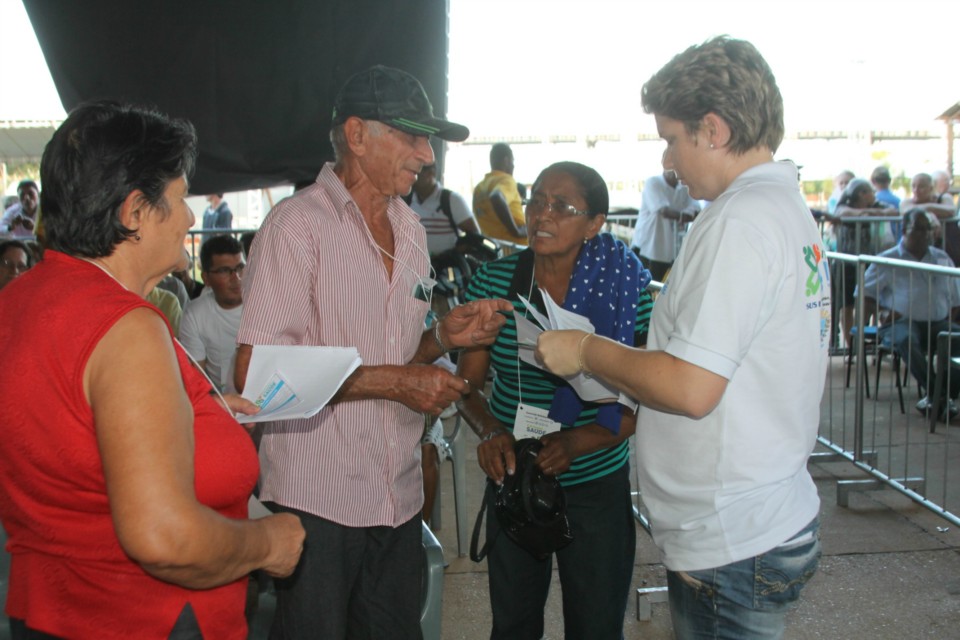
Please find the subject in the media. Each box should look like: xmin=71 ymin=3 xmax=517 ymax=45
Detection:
xmin=516 ymin=264 xmax=536 ymax=407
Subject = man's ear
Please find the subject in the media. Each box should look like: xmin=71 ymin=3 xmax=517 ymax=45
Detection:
xmin=119 ymin=190 xmax=147 ymax=232
xmin=701 ymin=112 xmax=731 ymax=149
xmin=343 ymin=116 xmax=368 ymax=157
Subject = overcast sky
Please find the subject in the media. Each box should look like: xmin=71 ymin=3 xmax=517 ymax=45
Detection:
xmin=3 ymin=0 xmax=956 ymax=134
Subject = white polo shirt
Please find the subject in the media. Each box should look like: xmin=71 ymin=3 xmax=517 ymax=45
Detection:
xmin=637 ymin=160 xmax=831 ymax=571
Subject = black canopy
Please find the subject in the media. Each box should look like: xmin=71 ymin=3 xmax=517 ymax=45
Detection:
xmin=24 ymin=0 xmax=450 ymax=194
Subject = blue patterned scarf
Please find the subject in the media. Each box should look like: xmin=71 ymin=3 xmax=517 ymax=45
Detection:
xmin=547 ymin=233 xmax=650 ymax=434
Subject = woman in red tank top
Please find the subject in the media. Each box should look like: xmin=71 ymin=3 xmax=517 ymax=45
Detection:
xmin=0 ymin=101 xmax=305 ymax=639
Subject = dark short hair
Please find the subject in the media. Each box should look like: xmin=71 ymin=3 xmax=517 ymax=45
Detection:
xmin=902 ymin=208 xmax=930 ymax=234
xmin=200 ymin=234 xmax=243 ymax=271
xmin=641 ymin=36 xmax=784 ymax=154
xmin=0 ymin=239 xmax=33 ymax=268
xmin=837 ymin=178 xmax=874 ymax=209
xmin=490 ymin=143 xmax=512 ymax=167
xmin=871 ymin=166 xmax=892 ymax=187
xmin=532 ymin=161 xmax=608 ymax=217
xmin=39 ymin=100 xmax=197 ymax=258
xmin=17 ymin=180 xmax=38 ymax=195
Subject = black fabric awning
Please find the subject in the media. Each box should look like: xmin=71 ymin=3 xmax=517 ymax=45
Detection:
xmin=23 ymin=0 xmax=450 ymax=194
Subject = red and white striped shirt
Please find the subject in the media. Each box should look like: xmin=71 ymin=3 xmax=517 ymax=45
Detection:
xmin=238 ymin=163 xmax=431 ymax=527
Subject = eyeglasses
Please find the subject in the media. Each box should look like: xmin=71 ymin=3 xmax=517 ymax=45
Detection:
xmin=0 ymin=259 xmax=29 ymax=273
xmin=525 ymin=195 xmax=590 ymax=219
xmin=206 ymin=263 xmax=245 ymax=277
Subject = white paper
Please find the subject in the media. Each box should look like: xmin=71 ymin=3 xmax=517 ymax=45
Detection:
xmin=513 ymin=403 xmax=562 ymax=440
xmin=237 ymin=345 xmax=362 ymax=424
xmin=517 ymin=289 xmax=634 ymax=407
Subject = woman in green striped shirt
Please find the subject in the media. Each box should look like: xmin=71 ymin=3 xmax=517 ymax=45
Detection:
xmin=458 ymin=161 xmax=653 ymax=639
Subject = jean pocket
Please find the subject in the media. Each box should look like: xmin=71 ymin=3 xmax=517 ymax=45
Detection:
xmin=754 ymin=525 xmax=822 ymax=610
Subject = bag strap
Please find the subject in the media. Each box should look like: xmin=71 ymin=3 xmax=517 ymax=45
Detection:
xmin=470 ymin=480 xmax=498 ymax=562
xmin=438 ymin=188 xmax=467 ymax=239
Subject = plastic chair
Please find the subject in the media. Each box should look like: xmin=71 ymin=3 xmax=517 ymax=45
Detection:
xmin=420 ymin=522 xmax=444 ymax=640
xmin=429 ymin=415 xmax=469 ymax=557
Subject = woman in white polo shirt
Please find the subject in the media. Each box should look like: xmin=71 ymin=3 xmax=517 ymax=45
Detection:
xmin=536 ymin=36 xmax=831 ymax=640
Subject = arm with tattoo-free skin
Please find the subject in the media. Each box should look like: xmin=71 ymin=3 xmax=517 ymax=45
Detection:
xmin=535 ymin=331 xmax=727 ymax=420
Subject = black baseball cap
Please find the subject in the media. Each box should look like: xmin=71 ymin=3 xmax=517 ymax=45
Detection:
xmin=331 ymin=65 xmax=469 ymax=142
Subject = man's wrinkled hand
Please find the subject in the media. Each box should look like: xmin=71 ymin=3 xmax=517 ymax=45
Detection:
xmin=440 ymin=298 xmax=512 ymax=350
xmin=397 ymin=364 xmax=470 ymax=415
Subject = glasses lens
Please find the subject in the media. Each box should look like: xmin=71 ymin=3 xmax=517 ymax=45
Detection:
xmin=1 ymin=260 xmax=28 ymax=272
xmin=211 ymin=264 xmax=244 ymax=276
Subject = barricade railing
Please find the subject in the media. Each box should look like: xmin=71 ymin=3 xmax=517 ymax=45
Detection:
xmin=819 ymin=249 xmax=960 ymax=528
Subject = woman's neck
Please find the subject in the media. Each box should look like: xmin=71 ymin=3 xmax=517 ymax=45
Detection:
xmin=533 ymin=253 xmax=578 ymax=305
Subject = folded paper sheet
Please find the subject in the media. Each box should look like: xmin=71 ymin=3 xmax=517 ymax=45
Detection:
xmin=517 ymin=291 xmax=635 ymax=409
xmin=237 ymin=345 xmax=362 ymax=424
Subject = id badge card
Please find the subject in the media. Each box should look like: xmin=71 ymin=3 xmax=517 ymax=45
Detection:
xmin=513 ymin=402 xmax=562 ymax=440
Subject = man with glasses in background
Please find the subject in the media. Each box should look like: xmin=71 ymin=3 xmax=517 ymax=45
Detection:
xmin=179 ymin=234 xmax=245 ymax=393
xmin=0 ymin=240 xmax=33 ymax=292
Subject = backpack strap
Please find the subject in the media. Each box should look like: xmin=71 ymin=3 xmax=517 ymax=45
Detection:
xmin=470 ymin=480 xmax=498 ymax=562
xmin=438 ymin=188 xmax=462 ymax=236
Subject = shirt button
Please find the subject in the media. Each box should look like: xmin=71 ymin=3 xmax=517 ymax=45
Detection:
xmin=389 ymin=337 xmax=396 ymax=345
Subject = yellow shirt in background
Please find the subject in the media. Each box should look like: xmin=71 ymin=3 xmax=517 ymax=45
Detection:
xmin=472 ymin=170 xmax=527 ymax=245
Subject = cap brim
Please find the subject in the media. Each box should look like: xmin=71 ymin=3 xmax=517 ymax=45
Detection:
xmin=389 ymin=116 xmax=470 ymax=143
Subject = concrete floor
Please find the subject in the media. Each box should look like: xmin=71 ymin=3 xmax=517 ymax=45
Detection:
xmin=3 ymin=353 xmax=960 ymax=638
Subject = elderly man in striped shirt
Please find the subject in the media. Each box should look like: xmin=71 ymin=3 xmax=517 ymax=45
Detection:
xmin=235 ymin=66 xmax=510 ymax=639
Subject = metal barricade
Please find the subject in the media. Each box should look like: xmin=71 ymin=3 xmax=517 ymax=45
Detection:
xmin=819 ymin=250 xmax=960 ymax=528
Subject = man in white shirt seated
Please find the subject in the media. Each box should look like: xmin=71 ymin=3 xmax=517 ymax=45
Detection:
xmin=179 ymin=234 xmax=245 ymax=393
xmin=860 ymin=209 xmax=960 ymax=419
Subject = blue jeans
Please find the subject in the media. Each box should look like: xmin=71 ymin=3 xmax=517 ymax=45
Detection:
xmin=667 ymin=517 xmax=821 ymax=640
xmin=487 ymin=464 xmax=636 ymax=640
xmin=880 ymin=319 xmax=960 ymax=399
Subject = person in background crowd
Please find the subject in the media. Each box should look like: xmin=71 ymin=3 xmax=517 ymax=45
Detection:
xmin=827 ymin=169 xmax=854 ymax=214
xmin=1 ymin=180 xmax=40 ymax=238
xmin=180 ymin=234 xmax=245 ymax=394
xmin=474 ymin=142 xmax=528 ymax=245
xmin=830 ymin=178 xmax=898 ymax=352
xmin=0 ymin=239 xmax=33 ymax=292
xmin=860 ymin=209 xmax=960 ymax=421
xmin=630 ymin=168 xmax=700 ymax=282
xmin=902 ymin=172 xmax=959 ymax=266
xmin=407 ymin=163 xmax=480 ymax=255
xmin=536 ymin=36 xmax=829 ymax=640
xmin=203 ymin=193 xmax=233 ymax=230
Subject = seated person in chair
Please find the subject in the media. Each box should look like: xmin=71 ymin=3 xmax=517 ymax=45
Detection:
xmin=859 ymin=209 xmax=960 ymax=418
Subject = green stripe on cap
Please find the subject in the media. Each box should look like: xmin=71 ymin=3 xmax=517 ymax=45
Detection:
xmin=392 ymin=118 xmax=439 ymax=134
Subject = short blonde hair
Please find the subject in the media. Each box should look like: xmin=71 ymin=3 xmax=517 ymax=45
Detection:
xmin=642 ymin=36 xmax=784 ymax=154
